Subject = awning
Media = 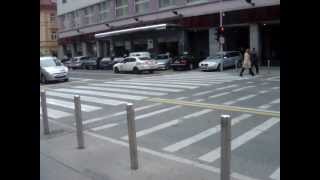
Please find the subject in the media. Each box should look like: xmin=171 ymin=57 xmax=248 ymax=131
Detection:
xmin=94 ymin=24 xmax=179 ymax=39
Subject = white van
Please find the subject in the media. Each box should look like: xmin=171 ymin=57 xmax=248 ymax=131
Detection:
xmin=129 ymin=52 xmax=151 ymax=58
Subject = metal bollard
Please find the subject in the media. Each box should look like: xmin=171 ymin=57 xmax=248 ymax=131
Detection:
xmin=40 ymin=90 xmax=50 ymax=135
xmin=126 ymin=103 xmax=139 ymax=170
xmin=74 ymin=95 xmax=85 ymax=149
xmin=221 ymin=115 xmax=231 ymax=180
xmin=234 ymin=60 xmax=238 ymax=72
xmin=220 ymin=62 xmax=223 ymax=72
xmin=267 ymin=60 xmax=270 ymax=74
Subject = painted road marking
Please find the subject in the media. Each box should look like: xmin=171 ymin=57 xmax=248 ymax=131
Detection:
xmin=104 ymin=81 xmax=198 ymax=89
xmin=192 ymin=90 xmax=214 ymax=97
xmin=54 ymin=88 xmax=147 ymax=100
xmin=119 ymin=79 xmax=211 ymax=86
xmin=271 ymin=87 xmax=280 ymax=90
xmin=198 ymin=117 xmax=280 ymax=162
xmin=45 ymin=98 xmax=101 ymax=112
xmin=92 ymin=83 xmax=183 ymax=92
xmin=209 ymin=92 xmax=230 ymax=99
xmin=136 ymin=105 xmax=181 ymax=120
xmin=232 ymin=86 xmax=256 ymax=92
xmin=216 ymin=85 xmax=239 ymax=90
xmin=46 ymin=91 xmax=128 ymax=106
xmin=147 ymin=98 xmax=280 ymax=117
xmin=47 ymin=118 xmax=258 ymax=180
xmin=269 ymin=167 xmax=280 ymax=180
xmin=121 ymin=109 xmax=213 ymax=140
xmin=83 ymin=97 xmax=188 ymax=125
xmin=223 ymin=94 xmax=257 ymax=105
xmin=40 ymin=107 xmax=71 ymax=119
xmin=74 ymin=85 xmax=167 ymax=96
xmin=163 ymin=114 xmax=252 ymax=153
xmin=91 ymin=123 xmax=119 ymax=131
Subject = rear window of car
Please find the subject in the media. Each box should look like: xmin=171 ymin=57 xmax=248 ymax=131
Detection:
xmin=139 ymin=57 xmax=151 ymax=61
xmin=156 ymin=55 xmax=169 ymax=59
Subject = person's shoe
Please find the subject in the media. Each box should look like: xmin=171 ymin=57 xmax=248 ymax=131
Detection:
xmin=240 ymin=74 xmax=243 ymax=77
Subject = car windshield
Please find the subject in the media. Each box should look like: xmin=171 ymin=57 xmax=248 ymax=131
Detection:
xmin=208 ymin=55 xmax=223 ymax=59
xmin=40 ymin=58 xmax=62 ymax=67
xmin=156 ymin=55 xmax=169 ymax=60
xmin=139 ymin=57 xmax=151 ymax=61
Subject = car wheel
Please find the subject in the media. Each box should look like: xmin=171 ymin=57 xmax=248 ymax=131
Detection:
xmin=149 ymin=70 xmax=154 ymax=74
xmin=114 ymin=67 xmax=120 ymax=73
xmin=81 ymin=64 xmax=86 ymax=69
xmin=133 ymin=67 xmax=140 ymax=74
xmin=217 ymin=64 xmax=222 ymax=72
xmin=64 ymin=78 xmax=69 ymax=82
xmin=172 ymin=67 xmax=177 ymax=71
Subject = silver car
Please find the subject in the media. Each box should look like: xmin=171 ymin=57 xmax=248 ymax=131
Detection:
xmin=155 ymin=54 xmax=172 ymax=70
xmin=198 ymin=51 xmax=242 ymax=71
xmin=40 ymin=56 xmax=69 ymax=84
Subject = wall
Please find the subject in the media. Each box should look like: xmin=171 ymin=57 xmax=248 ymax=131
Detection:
xmin=57 ymin=0 xmax=105 ymax=15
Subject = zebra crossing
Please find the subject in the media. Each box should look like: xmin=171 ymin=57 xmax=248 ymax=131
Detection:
xmin=40 ymin=71 xmax=279 ymax=179
xmin=40 ymin=72 xmax=255 ymax=120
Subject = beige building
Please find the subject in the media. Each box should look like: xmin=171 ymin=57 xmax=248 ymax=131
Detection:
xmin=40 ymin=0 xmax=58 ymax=56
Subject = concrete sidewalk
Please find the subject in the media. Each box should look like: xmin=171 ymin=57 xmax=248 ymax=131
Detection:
xmin=40 ymin=120 xmax=254 ymax=180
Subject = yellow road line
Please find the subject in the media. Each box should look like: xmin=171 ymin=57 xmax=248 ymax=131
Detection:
xmin=147 ymin=98 xmax=280 ymax=117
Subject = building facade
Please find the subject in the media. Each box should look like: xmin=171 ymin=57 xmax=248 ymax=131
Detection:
xmin=40 ymin=0 xmax=59 ymax=56
xmin=57 ymin=0 xmax=280 ymax=65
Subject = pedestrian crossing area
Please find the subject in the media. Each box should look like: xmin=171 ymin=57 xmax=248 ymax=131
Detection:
xmin=40 ymin=72 xmax=260 ymax=119
xmin=40 ymin=72 xmax=280 ymax=179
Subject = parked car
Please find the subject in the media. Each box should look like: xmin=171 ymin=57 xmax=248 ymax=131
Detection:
xmin=61 ymin=57 xmax=72 ymax=68
xmin=82 ymin=56 xmax=99 ymax=69
xmin=99 ymin=57 xmax=117 ymax=69
xmin=171 ymin=53 xmax=199 ymax=71
xmin=198 ymin=51 xmax=242 ymax=71
xmin=155 ymin=53 xmax=172 ymax=70
xmin=129 ymin=51 xmax=151 ymax=58
xmin=40 ymin=56 xmax=69 ymax=84
xmin=113 ymin=56 xmax=158 ymax=74
xmin=69 ymin=56 xmax=90 ymax=69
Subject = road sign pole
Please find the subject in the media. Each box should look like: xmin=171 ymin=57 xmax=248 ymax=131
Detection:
xmin=74 ymin=95 xmax=85 ymax=149
xmin=268 ymin=59 xmax=271 ymax=74
xmin=221 ymin=115 xmax=231 ymax=180
xmin=126 ymin=103 xmax=139 ymax=170
xmin=40 ymin=90 xmax=50 ymax=135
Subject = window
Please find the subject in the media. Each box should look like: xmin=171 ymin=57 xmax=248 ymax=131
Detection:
xmin=68 ymin=12 xmax=75 ymax=29
xmin=187 ymin=0 xmax=208 ymax=4
xmin=74 ymin=10 xmax=80 ymax=27
xmin=62 ymin=0 xmax=67 ymax=4
xmin=159 ymin=0 xmax=176 ymax=8
xmin=116 ymin=0 xmax=128 ymax=17
xmin=135 ymin=0 xmax=149 ymax=14
xmin=50 ymin=13 xmax=56 ymax=22
xmin=51 ymin=31 xmax=57 ymax=40
xmin=58 ymin=15 xmax=66 ymax=30
xmin=82 ymin=8 xmax=90 ymax=25
xmin=98 ymin=1 xmax=111 ymax=22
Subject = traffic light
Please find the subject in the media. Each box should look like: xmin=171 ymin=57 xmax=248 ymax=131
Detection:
xmin=215 ymin=26 xmax=224 ymax=42
xmin=218 ymin=26 xmax=224 ymax=35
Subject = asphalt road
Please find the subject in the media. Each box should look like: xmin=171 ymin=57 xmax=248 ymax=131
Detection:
xmin=40 ymin=68 xmax=280 ymax=180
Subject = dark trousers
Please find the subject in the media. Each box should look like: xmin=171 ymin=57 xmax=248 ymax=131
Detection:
xmin=252 ymin=62 xmax=259 ymax=74
xmin=240 ymin=68 xmax=255 ymax=76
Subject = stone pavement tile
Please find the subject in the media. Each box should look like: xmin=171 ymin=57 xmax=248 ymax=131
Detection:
xmin=40 ymin=132 xmax=243 ymax=180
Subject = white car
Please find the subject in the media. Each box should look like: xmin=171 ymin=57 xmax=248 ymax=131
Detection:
xmin=129 ymin=52 xmax=151 ymax=58
xmin=113 ymin=56 xmax=158 ymax=74
xmin=198 ymin=51 xmax=242 ymax=71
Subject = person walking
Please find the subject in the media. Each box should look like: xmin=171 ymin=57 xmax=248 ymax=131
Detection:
xmin=251 ymin=48 xmax=259 ymax=74
xmin=240 ymin=48 xmax=255 ymax=77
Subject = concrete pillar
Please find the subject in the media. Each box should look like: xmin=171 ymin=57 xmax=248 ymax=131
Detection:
xmin=82 ymin=42 xmax=87 ymax=56
xmin=57 ymin=45 xmax=64 ymax=59
xmin=209 ymin=27 xmax=220 ymax=56
xmin=179 ymin=30 xmax=188 ymax=54
xmin=70 ymin=43 xmax=76 ymax=57
xmin=250 ymin=24 xmax=261 ymax=60
xmin=96 ymin=40 xmax=101 ymax=57
xmin=109 ymin=39 xmax=114 ymax=57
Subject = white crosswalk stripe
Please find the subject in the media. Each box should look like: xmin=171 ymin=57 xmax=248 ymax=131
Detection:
xmin=198 ymin=117 xmax=280 ymax=163
xmin=209 ymin=92 xmax=230 ymax=99
xmin=53 ymin=88 xmax=147 ymax=100
xmin=40 ymin=107 xmax=71 ymax=119
xmin=118 ymin=79 xmax=211 ymax=86
xmin=121 ymin=109 xmax=213 ymax=140
xmin=46 ymin=91 xmax=128 ymax=106
xmin=91 ymin=83 xmax=182 ymax=92
xmin=163 ymin=114 xmax=252 ymax=152
xmin=223 ymin=94 xmax=257 ymax=105
xmin=104 ymin=81 xmax=198 ymax=89
xmin=45 ymin=98 xmax=101 ymax=112
xmin=269 ymin=167 xmax=280 ymax=180
xmin=73 ymin=85 xmax=167 ymax=96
